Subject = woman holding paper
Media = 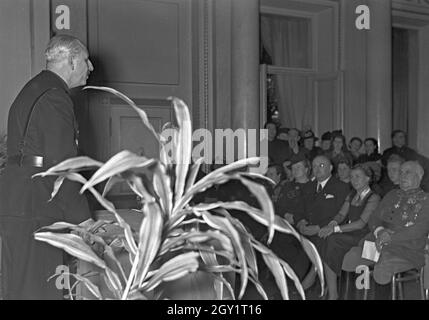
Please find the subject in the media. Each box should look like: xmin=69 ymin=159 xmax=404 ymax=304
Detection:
xmin=317 ymin=164 xmax=381 ymax=300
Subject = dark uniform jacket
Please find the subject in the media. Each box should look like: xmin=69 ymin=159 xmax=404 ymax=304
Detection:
xmin=0 ymin=70 xmax=91 ymax=299
xmin=368 ymin=188 xmax=429 ymax=268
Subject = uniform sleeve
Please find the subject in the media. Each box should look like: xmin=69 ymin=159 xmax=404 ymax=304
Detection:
xmin=36 ymin=89 xmax=78 ymax=166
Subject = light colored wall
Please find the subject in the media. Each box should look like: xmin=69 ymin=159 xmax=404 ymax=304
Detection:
xmin=0 ymin=0 xmax=49 ymax=136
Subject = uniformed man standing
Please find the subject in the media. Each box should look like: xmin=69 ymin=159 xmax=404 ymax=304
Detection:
xmin=0 ymin=35 xmax=94 ymax=299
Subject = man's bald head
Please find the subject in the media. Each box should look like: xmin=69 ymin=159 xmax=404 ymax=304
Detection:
xmin=312 ymin=155 xmax=333 ymax=182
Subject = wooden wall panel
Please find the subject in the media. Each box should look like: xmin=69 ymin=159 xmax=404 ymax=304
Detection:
xmin=87 ymin=0 xmax=193 ymax=106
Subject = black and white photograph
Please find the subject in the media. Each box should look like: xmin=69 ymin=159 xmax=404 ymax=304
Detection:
xmin=1 ymin=0 xmax=429 ymax=308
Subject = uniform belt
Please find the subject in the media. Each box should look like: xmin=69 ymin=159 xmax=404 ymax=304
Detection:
xmin=7 ymin=155 xmax=44 ymax=168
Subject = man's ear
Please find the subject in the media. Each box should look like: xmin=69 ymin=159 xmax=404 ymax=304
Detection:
xmin=68 ymin=56 xmax=76 ymax=71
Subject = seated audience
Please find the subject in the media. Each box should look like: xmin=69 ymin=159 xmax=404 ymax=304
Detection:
xmin=381 ymin=130 xmax=419 ymax=167
xmin=287 ymin=128 xmax=307 ymax=158
xmin=342 ymin=161 xmax=429 ymax=297
xmin=348 ymin=137 xmax=363 ymax=165
xmin=377 ymin=154 xmax=404 ymax=198
xmin=357 ymin=138 xmax=382 ymax=164
xmin=296 ymin=155 xmax=350 ymax=289
xmin=269 ymin=153 xmax=313 ymax=280
xmin=266 ymin=164 xmax=287 ymax=202
xmin=325 ymin=133 xmax=354 ymax=174
xmin=266 ymin=122 xmax=291 ymax=166
xmin=337 ymin=158 xmax=353 ymax=185
xmin=301 ymin=130 xmax=323 ymax=162
xmin=321 ymin=131 xmax=332 ymax=152
xmin=318 ymin=164 xmax=380 ymax=300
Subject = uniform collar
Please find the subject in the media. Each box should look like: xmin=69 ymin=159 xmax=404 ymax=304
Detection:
xmin=317 ymin=175 xmax=331 ymax=189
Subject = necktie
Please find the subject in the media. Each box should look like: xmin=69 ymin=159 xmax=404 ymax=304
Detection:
xmin=317 ymin=183 xmax=322 ymax=193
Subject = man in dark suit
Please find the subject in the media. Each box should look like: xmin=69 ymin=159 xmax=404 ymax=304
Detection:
xmin=296 ymin=155 xmax=350 ymax=290
xmin=0 ymin=35 xmax=94 ymax=299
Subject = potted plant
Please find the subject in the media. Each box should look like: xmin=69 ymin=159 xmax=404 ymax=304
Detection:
xmin=34 ymin=87 xmax=324 ymax=300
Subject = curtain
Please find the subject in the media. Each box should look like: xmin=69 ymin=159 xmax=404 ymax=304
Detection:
xmin=392 ymin=28 xmax=409 ymax=133
xmin=261 ymin=15 xmax=311 ymax=129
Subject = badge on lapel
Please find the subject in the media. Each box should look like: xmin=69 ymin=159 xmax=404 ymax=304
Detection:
xmin=325 ymin=194 xmax=335 ymax=199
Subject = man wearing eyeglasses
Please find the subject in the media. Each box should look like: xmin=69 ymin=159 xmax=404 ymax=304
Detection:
xmin=296 ymin=155 xmax=350 ymax=289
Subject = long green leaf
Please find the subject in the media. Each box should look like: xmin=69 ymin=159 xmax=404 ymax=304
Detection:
xmin=201 ymin=211 xmax=248 ymax=299
xmin=248 ymin=276 xmax=269 ymax=300
xmin=84 ymin=86 xmax=163 ymax=143
xmin=208 ymin=272 xmax=235 ymax=300
xmin=170 ymin=97 xmax=192 ymax=206
xmin=160 ymin=230 xmax=233 ymax=256
xmin=153 ymin=164 xmax=172 ymax=216
xmin=251 ymin=239 xmax=306 ymax=300
xmin=135 ymin=202 xmax=164 ymax=287
xmin=194 ymin=201 xmax=300 ymax=240
xmin=104 ymin=268 xmax=123 ymax=299
xmin=35 ymin=156 xmax=103 ymax=177
xmin=262 ymin=253 xmax=289 ymax=300
xmin=49 ymin=176 xmax=65 ymax=200
xmin=173 ymin=158 xmax=260 ymax=214
xmin=81 ymin=150 xmax=156 ymax=192
xmin=34 ymin=232 xmax=106 ymax=269
xmin=184 ymin=157 xmax=204 ymax=193
xmin=237 ymin=176 xmax=275 ymax=244
xmin=102 ymin=175 xmax=124 ymax=197
xmin=214 ymin=209 xmax=258 ymax=277
xmin=63 ymin=172 xmax=137 ymax=256
xmin=300 ymin=237 xmax=325 ymax=295
xmin=125 ymin=174 xmax=155 ymax=203
xmin=59 ymin=272 xmax=103 ymax=300
xmin=142 ymin=252 xmax=200 ymax=292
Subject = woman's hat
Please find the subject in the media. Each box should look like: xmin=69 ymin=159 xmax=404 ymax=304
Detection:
xmin=302 ymin=130 xmax=318 ymax=141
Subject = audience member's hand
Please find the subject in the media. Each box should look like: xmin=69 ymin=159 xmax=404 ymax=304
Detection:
xmin=301 ymin=225 xmax=320 ymax=236
xmin=296 ymin=219 xmax=308 ymax=230
xmin=375 ymin=229 xmax=393 ymax=251
xmin=284 ymin=213 xmax=294 ymax=225
xmin=318 ymin=225 xmax=334 ymax=238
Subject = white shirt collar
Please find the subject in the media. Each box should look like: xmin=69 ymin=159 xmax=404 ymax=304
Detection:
xmin=317 ymin=175 xmax=331 ymax=189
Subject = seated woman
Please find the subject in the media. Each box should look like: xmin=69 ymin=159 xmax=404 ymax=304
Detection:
xmin=348 ymin=137 xmax=363 ymax=165
xmin=357 ymin=138 xmax=382 ymax=164
xmin=317 ymin=164 xmax=381 ymax=300
xmin=337 ymin=158 xmax=352 ymax=185
xmin=270 ymin=153 xmax=313 ymax=281
xmin=325 ymin=133 xmax=354 ymax=174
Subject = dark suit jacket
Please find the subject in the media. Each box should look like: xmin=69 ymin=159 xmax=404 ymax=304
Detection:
xmin=302 ymin=176 xmax=350 ymax=227
xmin=0 ymin=70 xmax=91 ymax=299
